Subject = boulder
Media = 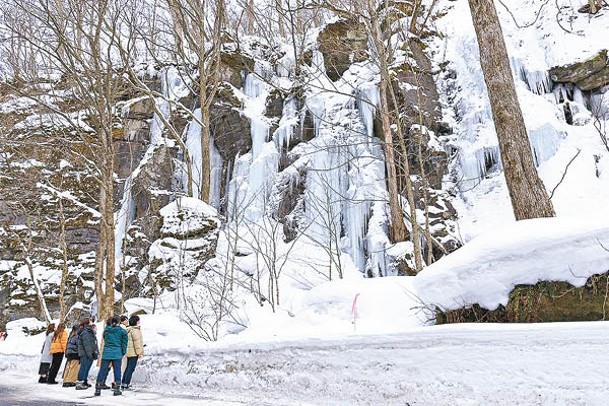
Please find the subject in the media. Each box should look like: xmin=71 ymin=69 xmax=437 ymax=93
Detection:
xmin=437 ymin=272 xmax=609 ymax=323
xmin=392 ymin=38 xmax=442 ymax=131
xmin=115 ymin=97 xmax=154 ymax=180
xmin=210 ymin=84 xmax=252 ymax=162
xmin=148 ymin=198 xmax=220 ymax=291
xmin=130 ymin=144 xmax=176 ymax=241
xmin=220 ymin=50 xmax=255 ymax=88
xmin=550 ymin=50 xmax=609 ymax=91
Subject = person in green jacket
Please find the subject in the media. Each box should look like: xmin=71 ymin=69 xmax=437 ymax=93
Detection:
xmin=94 ymin=316 xmax=128 ymax=396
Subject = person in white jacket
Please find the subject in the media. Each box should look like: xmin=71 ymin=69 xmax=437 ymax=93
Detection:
xmin=38 ymin=324 xmax=55 ymax=383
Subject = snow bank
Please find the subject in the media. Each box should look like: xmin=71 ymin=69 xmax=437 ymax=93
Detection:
xmin=415 ymin=217 xmax=609 ymax=311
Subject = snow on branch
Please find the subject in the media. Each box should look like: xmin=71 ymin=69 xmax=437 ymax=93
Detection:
xmin=36 ymin=182 xmax=101 ymax=218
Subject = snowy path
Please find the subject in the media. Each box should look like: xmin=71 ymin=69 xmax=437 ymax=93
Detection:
xmin=1 ymin=374 xmax=249 ymax=406
xmin=3 ymin=322 xmax=609 ymax=405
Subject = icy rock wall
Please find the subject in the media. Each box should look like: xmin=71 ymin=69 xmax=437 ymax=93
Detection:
xmin=0 ymin=81 xmax=105 ymax=327
xmin=301 ymin=95 xmax=389 ymax=275
xmin=226 ymin=62 xmax=279 ymax=224
xmin=444 ymin=37 xmax=568 ymax=190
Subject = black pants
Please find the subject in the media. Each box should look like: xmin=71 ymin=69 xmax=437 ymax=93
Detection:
xmin=48 ymin=352 xmax=64 ymax=383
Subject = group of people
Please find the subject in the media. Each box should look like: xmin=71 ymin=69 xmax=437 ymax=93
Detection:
xmin=38 ymin=314 xmax=145 ymax=397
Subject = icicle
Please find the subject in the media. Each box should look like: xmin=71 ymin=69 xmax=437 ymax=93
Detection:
xmin=226 ymin=153 xmax=250 ymax=222
xmin=528 ymin=124 xmax=565 ymax=166
xmin=185 ymin=109 xmax=203 ymax=200
xmin=510 ymin=58 xmax=553 ymax=95
xmin=226 ymin=62 xmax=280 ymax=223
xmin=311 ymin=45 xmax=326 ymax=74
xmin=114 ymin=177 xmax=135 ymax=268
xmin=357 ymin=85 xmax=380 ymax=142
xmin=572 ymin=87 xmax=586 ymax=107
xmin=457 ymin=145 xmax=502 ymax=189
xmin=209 ymin=134 xmax=223 ymax=210
xmin=274 ymin=97 xmax=297 ymax=149
xmin=302 ymin=83 xmax=390 ymax=275
xmin=149 ymin=70 xmax=169 ymax=145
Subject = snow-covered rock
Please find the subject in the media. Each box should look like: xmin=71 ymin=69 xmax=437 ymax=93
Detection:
xmin=147 ymin=198 xmax=221 ymax=291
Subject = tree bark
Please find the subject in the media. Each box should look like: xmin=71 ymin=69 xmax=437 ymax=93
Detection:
xmin=369 ymin=13 xmax=409 ymax=244
xmin=102 ymin=148 xmax=116 ymax=319
xmin=58 ymin=198 xmax=69 ymax=322
xmin=468 ymin=0 xmax=555 ymax=220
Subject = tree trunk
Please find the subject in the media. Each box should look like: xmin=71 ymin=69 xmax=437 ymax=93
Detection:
xmin=24 ymin=256 xmax=52 ymax=323
xmin=369 ymin=13 xmax=410 ymax=245
xmin=102 ymin=133 xmax=116 ymax=319
xmin=58 ymin=198 xmax=69 ymax=321
xmin=378 ymin=85 xmax=410 ymax=243
xmin=94 ymin=210 xmax=106 ymax=319
xmin=199 ymin=92 xmax=211 ymax=202
xmin=94 ymin=128 xmax=116 ymax=320
xmin=468 ymin=0 xmax=555 ymax=220
xmin=385 ymin=77 xmax=424 ymax=272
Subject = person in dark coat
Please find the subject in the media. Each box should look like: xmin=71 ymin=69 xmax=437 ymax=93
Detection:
xmin=94 ymin=315 xmax=128 ymax=396
xmin=62 ymin=324 xmax=80 ymax=387
xmin=75 ymin=318 xmax=99 ymax=390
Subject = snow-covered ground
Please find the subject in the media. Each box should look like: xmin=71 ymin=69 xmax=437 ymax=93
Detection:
xmin=2 ymin=1 xmax=609 ymax=405
xmin=3 ymin=215 xmax=609 ymax=404
xmin=3 ymin=321 xmax=609 ymax=406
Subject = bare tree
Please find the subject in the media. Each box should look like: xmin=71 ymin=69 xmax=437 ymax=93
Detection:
xmin=165 ymin=0 xmax=226 ymax=202
xmin=1 ymin=217 xmax=52 ymax=324
xmin=4 ymin=0 xmax=132 ymax=318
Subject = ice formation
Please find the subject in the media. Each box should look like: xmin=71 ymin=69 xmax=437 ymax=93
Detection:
xmin=227 ymin=63 xmax=279 ymax=223
xmin=301 ymin=66 xmax=391 ymax=276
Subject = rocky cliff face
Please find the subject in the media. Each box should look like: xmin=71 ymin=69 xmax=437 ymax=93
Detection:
xmin=0 ymin=83 xmax=99 ymax=328
xmin=0 ymin=16 xmax=462 ymax=328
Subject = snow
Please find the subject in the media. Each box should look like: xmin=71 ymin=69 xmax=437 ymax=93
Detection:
xmin=416 ymin=216 xmax=609 ymax=312
xmin=4 ymin=320 xmax=609 ymax=405
xmin=158 ymin=197 xmax=219 ymax=235
xmin=4 ymin=1 xmax=609 ymax=404
xmin=431 ymin=0 xmax=609 ymax=241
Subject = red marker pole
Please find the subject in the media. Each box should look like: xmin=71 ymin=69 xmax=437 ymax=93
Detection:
xmin=351 ymin=293 xmax=361 ymax=331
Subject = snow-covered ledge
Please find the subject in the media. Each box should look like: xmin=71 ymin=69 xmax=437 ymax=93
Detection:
xmin=415 ymin=217 xmax=609 ymax=312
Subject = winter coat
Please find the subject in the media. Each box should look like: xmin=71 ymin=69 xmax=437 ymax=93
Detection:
xmin=50 ymin=330 xmax=68 ymax=354
xmin=101 ymin=325 xmax=128 ymax=360
xmin=65 ymin=334 xmax=79 ymax=360
xmin=40 ymin=333 xmax=54 ymax=364
xmin=126 ymin=326 xmax=144 ymax=358
xmin=77 ymin=326 xmax=99 ymax=360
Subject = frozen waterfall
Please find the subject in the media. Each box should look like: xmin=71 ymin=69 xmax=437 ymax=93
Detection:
xmin=303 ymin=83 xmax=390 ymax=276
xmin=227 ymin=64 xmax=278 ymax=223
